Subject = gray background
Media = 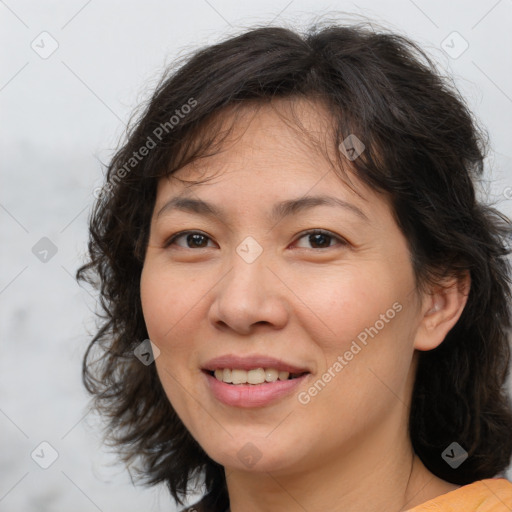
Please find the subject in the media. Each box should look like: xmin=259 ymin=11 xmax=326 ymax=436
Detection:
xmin=1 ymin=1 xmax=511 ymax=511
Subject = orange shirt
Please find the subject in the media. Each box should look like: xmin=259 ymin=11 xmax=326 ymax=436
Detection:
xmin=183 ymin=478 xmax=512 ymax=511
xmin=407 ymin=478 xmax=512 ymax=511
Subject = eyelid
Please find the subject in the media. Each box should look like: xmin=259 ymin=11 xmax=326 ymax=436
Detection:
xmin=164 ymin=228 xmax=348 ymax=250
xmin=164 ymin=230 xmax=217 ymax=248
xmin=292 ymin=229 xmax=348 ymax=249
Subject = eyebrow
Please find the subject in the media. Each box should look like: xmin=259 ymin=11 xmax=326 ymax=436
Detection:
xmin=156 ymin=195 xmax=369 ymax=223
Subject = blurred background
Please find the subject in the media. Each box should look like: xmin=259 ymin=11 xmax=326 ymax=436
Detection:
xmin=1 ymin=1 xmax=511 ymax=511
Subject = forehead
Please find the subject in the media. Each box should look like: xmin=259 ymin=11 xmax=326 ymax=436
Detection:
xmin=168 ymin=100 xmax=336 ymax=181
xmin=172 ymin=98 xmax=337 ymax=175
xmin=156 ymin=98 xmax=391 ymax=219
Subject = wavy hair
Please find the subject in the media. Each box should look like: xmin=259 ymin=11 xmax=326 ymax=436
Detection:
xmin=77 ymin=22 xmax=512 ymax=511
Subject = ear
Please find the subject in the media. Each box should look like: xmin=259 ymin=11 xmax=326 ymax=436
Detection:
xmin=414 ymin=272 xmax=471 ymax=351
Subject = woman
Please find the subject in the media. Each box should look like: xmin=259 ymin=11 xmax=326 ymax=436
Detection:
xmin=78 ymin=22 xmax=512 ymax=512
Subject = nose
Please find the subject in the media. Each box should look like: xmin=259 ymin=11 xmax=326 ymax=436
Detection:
xmin=208 ymin=250 xmax=290 ymax=335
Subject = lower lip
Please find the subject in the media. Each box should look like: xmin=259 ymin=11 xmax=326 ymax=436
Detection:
xmin=203 ymin=371 xmax=309 ymax=408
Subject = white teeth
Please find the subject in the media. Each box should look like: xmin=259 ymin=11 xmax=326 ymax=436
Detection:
xmin=247 ymin=368 xmax=266 ymax=384
xmin=265 ymin=368 xmax=278 ymax=382
xmin=212 ymin=367 xmax=292 ymax=384
xmin=231 ymin=369 xmax=247 ymax=384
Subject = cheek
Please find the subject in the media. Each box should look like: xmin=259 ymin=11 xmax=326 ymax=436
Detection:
xmin=293 ymin=265 xmax=402 ymax=352
xmin=297 ymin=268 xmax=417 ymax=409
xmin=140 ymin=269 xmax=171 ymax=341
xmin=140 ymin=260 xmax=201 ymax=342
xmin=140 ymin=261 xmax=208 ymax=395
xmin=140 ymin=266 xmax=202 ymax=427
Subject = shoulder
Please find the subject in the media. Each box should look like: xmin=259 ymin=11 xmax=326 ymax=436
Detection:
xmin=407 ymin=478 xmax=512 ymax=511
xmin=467 ymin=479 xmax=512 ymax=510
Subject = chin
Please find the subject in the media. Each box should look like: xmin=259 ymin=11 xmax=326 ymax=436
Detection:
xmin=200 ymin=434 xmax=305 ymax=474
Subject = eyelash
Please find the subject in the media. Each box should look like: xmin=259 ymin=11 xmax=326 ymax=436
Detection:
xmin=164 ymin=229 xmax=347 ymax=250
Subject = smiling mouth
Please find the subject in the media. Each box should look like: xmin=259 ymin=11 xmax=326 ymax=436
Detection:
xmin=205 ymin=368 xmax=309 ymax=385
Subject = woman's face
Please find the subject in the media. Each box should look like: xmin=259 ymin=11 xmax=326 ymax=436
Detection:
xmin=140 ymin=100 xmax=427 ymax=475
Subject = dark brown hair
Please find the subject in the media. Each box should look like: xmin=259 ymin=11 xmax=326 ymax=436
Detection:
xmin=77 ymin=22 xmax=512 ymax=511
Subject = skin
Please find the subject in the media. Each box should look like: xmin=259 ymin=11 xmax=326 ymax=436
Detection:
xmin=140 ymin=99 xmax=470 ymax=512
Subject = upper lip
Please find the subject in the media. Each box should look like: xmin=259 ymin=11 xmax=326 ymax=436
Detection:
xmin=202 ymin=354 xmax=310 ymax=374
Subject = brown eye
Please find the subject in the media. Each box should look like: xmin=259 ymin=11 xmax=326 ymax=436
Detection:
xmin=166 ymin=231 xmax=215 ymax=249
xmin=294 ymin=230 xmax=346 ymax=249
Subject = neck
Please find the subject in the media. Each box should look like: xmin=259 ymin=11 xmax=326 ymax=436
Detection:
xmin=224 ymin=403 xmax=457 ymax=512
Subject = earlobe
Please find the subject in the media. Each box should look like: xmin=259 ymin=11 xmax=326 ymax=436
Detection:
xmin=414 ymin=272 xmax=471 ymax=352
